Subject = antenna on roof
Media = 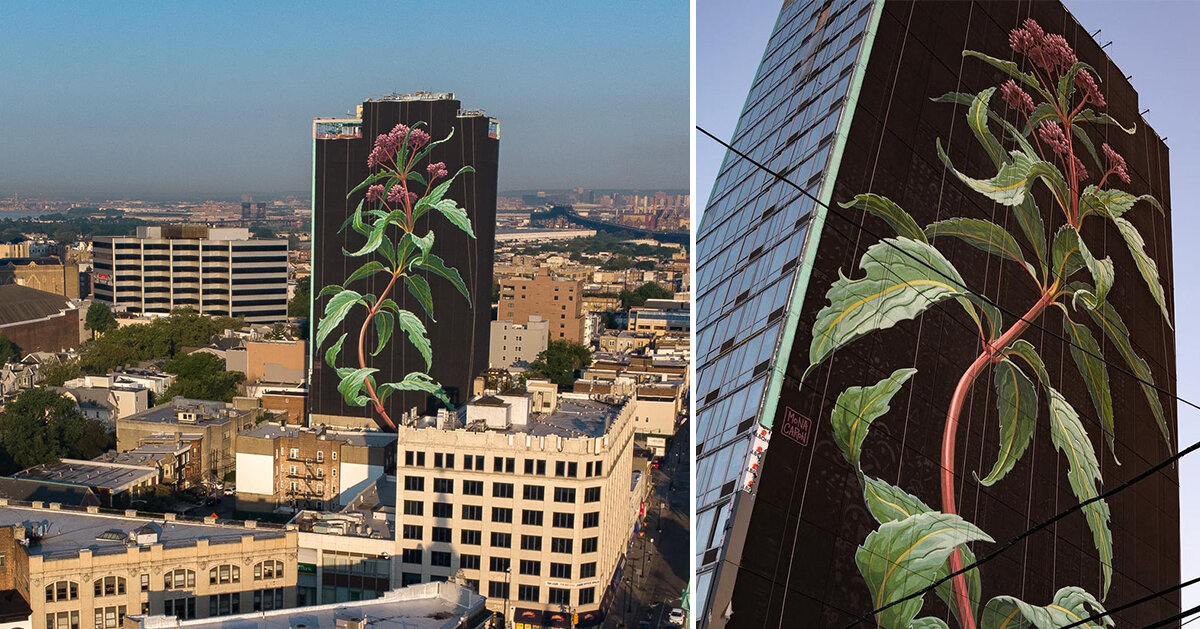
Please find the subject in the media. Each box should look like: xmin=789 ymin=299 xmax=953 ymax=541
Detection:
xmin=1091 ymin=28 xmax=1101 ymax=37
xmin=1101 ymin=41 xmax=1112 ymax=50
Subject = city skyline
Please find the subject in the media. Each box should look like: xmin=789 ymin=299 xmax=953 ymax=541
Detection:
xmin=0 ymin=2 xmax=687 ymax=200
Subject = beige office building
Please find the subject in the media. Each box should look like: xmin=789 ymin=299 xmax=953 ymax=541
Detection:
xmin=0 ymin=503 xmax=297 ymax=629
xmin=391 ymin=392 xmax=636 ymax=627
xmin=498 ymin=269 xmax=585 ymax=344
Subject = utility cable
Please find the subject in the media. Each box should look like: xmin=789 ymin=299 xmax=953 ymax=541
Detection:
xmin=1058 ymin=576 xmax=1200 ymax=629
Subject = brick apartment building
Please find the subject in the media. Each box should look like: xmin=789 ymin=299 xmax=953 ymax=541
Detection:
xmin=498 ymin=269 xmax=585 ymax=344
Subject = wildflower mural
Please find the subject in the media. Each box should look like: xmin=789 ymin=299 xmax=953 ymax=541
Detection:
xmin=805 ymin=19 xmax=1169 ymax=629
xmin=315 ymin=122 xmax=476 ymax=430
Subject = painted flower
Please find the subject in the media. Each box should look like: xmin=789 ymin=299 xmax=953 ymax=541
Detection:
xmin=1102 ymin=142 xmax=1131 ymax=184
xmin=1074 ymin=69 xmax=1106 ymax=108
xmin=408 ymin=128 xmax=431 ymax=151
xmin=426 ymin=161 xmax=449 ymax=180
xmin=1071 ymin=155 xmax=1088 ymax=183
xmin=1037 ymin=121 xmax=1070 ymax=156
xmin=365 ymin=184 xmax=385 ymax=203
xmin=1000 ymin=79 xmax=1035 ymax=117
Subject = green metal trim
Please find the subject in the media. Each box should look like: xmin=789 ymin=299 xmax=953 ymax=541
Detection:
xmin=758 ymin=0 xmax=885 ymax=430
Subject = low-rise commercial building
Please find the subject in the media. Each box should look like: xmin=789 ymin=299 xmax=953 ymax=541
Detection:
xmin=117 ymin=398 xmax=258 ymax=485
xmin=11 ymin=460 xmax=159 ymax=507
xmin=0 ymin=285 xmax=86 ymax=353
xmin=0 ymin=504 xmax=297 ymax=628
xmin=0 ymin=257 xmax=80 ymax=299
xmin=391 ymin=392 xmax=636 ymax=627
xmin=488 ymin=317 xmax=549 ymax=370
xmin=235 ymin=425 xmax=396 ymax=514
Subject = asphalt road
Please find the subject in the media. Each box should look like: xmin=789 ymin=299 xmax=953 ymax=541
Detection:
xmin=605 ymin=420 xmax=691 ymax=629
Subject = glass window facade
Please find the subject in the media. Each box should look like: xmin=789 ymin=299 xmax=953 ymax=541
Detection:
xmin=694 ymin=0 xmax=875 ymax=620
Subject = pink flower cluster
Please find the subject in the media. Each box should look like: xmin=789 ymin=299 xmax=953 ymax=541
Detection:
xmin=367 ymin=124 xmax=433 ymax=168
xmin=1000 ymin=79 xmax=1035 ymax=117
xmin=1102 ymin=142 xmax=1131 ymax=184
xmin=426 ymin=161 xmax=449 ymax=180
xmin=1009 ymin=19 xmax=1077 ymax=76
xmin=1070 ymin=155 xmax=1088 ymax=183
xmin=1074 ymin=69 xmax=1106 ymax=108
xmin=387 ymin=185 xmax=418 ymax=207
xmin=1037 ymin=122 xmax=1070 ymax=156
xmin=366 ymin=184 xmax=385 ymax=203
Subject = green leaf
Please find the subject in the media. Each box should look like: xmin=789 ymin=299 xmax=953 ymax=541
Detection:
xmin=324 ymin=332 xmax=346 ymax=367
xmin=411 ymin=126 xmax=456 ymax=167
xmin=346 ymin=171 xmax=390 ymax=199
xmin=378 ymin=234 xmax=398 ymax=269
xmin=411 ymin=231 xmax=435 ymax=260
xmin=1057 ymin=61 xmax=1098 ymax=111
xmin=937 ymin=141 xmax=1042 ymax=208
xmin=831 ymin=368 xmax=917 ymax=468
xmin=1013 ymin=197 xmax=1048 ymax=274
xmin=1075 ymin=108 xmax=1135 ymax=134
xmin=859 ymin=476 xmax=983 ymax=629
xmin=433 ymin=199 xmax=475 ymax=238
xmin=1083 ymin=297 xmax=1169 ymax=446
xmin=378 ymin=372 xmax=451 ymax=408
xmin=925 ymin=217 xmax=1036 ymax=281
xmin=395 ymin=310 xmax=432 ymax=370
xmin=855 ymin=511 xmax=993 ymax=629
xmin=910 ymin=619 xmax=949 ymax=629
xmin=317 ymin=284 xmax=344 ymax=298
xmin=345 ymin=261 xmax=388 ymax=286
xmin=1071 ymin=125 xmax=1103 ymax=174
xmin=337 ymin=199 xmax=368 ymax=236
xmin=372 ymin=311 xmax=394 ymax=357
xmin=337 ymin=367 xmax=378 ymax=408
xmin=1061 ymin=313 xmax=1117 ymax=461
xmin=316 ymin=290 xmax=363 ymax=349
xmin=1112 ymin=216 xmax=1172 ymax=327
xmin=1079 ymin=186 xmax=1163 ymax=219
xmin=980 ymin=586 xmax=1111 ymax=629
xmin=838 ymin=194 xmax=927 ymax=242
xmin=1046 ymin=384 xmax=1113 ymax=597
xmin=1051 ymin=224 xmax=1085 ymax=280
xmin=404 ymin=275 xmax=436 ymax=321
xmin=977 ymin=357 xmax=1037 ymax=486
xmin=967 ymin=87 xmax=1007 ymax=167
xmin=343 ymin=217 xmax=389 ymax=258
xmin=1000 ymin=339 xmax=1050 ymax=385
xmin=1068 ymin=229 xmax=1114 ymax=309
xmin=807 ymin=237 xmax=977 ymax=375
xmin=406 ymin=170 xmax=428 ymax=187
xmin=415 ymin=253 xmax=471 ymax=305
xmin=414 ymin=165 xmax=475 ymax=221
xmin=963 ymin=50 xmax=1044 ymax=95
xmin=1024 ymin=102 xmax=1058 ymax=135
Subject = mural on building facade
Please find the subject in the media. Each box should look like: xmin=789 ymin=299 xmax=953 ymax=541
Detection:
xmin=805 ymin=20 xmax=1170 ymax=628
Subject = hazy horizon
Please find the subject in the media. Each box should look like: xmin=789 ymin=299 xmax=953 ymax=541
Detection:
xmin=0 ymin=2 xmax=688 ymax=200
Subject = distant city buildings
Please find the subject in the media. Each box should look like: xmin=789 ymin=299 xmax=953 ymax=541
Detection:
xmin=93 ymin=225 xmax=288 ymax=323
xmin=311 ymin=91 xmax=499 ymax=418
xmin=0 ymin=256 xmax=81 ymax=299
xmin=498 ymin=269 xmax=585 ymax=344
xmin=488 ymin=316 xmax=550 ymax=370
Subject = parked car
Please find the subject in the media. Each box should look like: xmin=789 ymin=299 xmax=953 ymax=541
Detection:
xmin=668 ymin=608 xmax=686 ymax=626
xmin=651 ymin=458 xmax=662 ymax=470
xmin=222 ymin=487 xmax=235 ymax=496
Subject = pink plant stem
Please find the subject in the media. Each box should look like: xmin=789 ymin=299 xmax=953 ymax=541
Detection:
xmin=358 ymin=270 xmax=403 ymax=430
xmin=940 ymin=287 xmax=1057 ymax=628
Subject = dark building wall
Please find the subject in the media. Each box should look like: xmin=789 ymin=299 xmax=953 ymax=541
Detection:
xmin=0 ymin=308 xmax=82 ymax=354
xmin=311 ymin=97 xmax=498 ymax=421
xmin=725 ymin=1 xmax=1177 ymax=627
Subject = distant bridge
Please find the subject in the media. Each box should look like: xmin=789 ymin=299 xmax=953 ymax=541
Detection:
xmin=534 ymin=206 xmax=689 ymax=246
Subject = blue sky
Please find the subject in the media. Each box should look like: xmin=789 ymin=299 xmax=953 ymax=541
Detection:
xmin=0 ymin=2 xmax=688 ymax=200
xmin=697 ymin=0 xmax=1200 ymax=611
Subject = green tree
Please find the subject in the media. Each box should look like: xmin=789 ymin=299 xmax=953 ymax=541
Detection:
xmin=633 ymin=259 xmax=657 ymax=271
xmin=0 ymin=334 xmax=20 ymax=364
xmin=84 ymin=302 xmax=118 ymax=335
xmin=619 ymin=282 xmax=673 ymax=309
xmin=250 ymin=225 xmax=277 ymax=239
xmin=161 ymin=353 xmax=245 ymax=402
xmin=53 ymin=227 xmax=77 ymax=244
xmin=528 ymin=340 xmax=592 ymax=386
xmin=288 ymin=276 xmax=310 ymax=318
xmin=78 ymin=308 xmax=242 ymax=374
xmin=40 ymin=357 xmax=82 ymax=387
xmin=601 ymin=254 xmax=634 ymax=270
xmin=0 ymin=388 xmax=113 ymax=472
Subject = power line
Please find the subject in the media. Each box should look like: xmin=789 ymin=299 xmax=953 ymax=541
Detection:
xmin=695 ymin=125 xmax=1189 ymax=628
xmin=1058 ymin=576 xmax=1200 ymax=629
xmin=695 ymin=124 xmax=1192 ymax=416
xmin=1141 ymin=603 xmax=1200 ymax=629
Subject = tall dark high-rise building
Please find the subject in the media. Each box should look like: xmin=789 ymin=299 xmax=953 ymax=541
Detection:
xmin=311 ymin=92 xmax=499 ymax=422
xmin=696 ymin=1 xmax=1176 ymax=627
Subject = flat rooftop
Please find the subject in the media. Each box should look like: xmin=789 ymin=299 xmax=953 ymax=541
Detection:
xmin=483 ymin=398 xmax=618 ymax=439
xmin=0 ymin=504 xmax=286 ymax=561
xmin=129 ymin=582 xmax=484 ymax=629
xmin=14 ymin=459 xmax=157 ymax=491
xmin=123 ymin=398 xmax=248 ymax=426
xmin=293 ymin=476 xmax=395 ymax=539
xmin=241 ymin=425 xmax=397 ymax=449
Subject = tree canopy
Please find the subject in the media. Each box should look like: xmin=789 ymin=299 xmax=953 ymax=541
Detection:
xmin=0 ymin=334 xmax=20 ymax=364
xmin=84 ymin=302 xmax=118 ymax=335
xmin=288 ymin=276 xmax=310 ymax=318
xmin=78 ymin=308 xmax=242 ymax=374
xmin=0 ymin=387 xmax=113 ymax=473
xmin=528 ymin=340 xmax=592 ymax=387
xmin=161 ymin=352 xmax=245 ymax=402
xmin=619 ymin=282 xmax=674 ymax=310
